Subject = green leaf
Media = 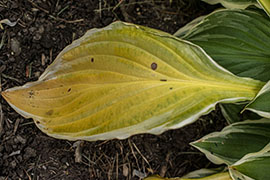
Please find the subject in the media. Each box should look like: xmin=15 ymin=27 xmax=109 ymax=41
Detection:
xmin=175 ymin=9 xmax=270 ymax=82
xmin=258 ymin=0 xmax=270 ymax=16
xmin=219 ymin=103 xmax=261 ymax=124
xmin=202 ymin=0 xmax=258 ymax=9
xmin=1 ymin=21 xmax=263 ymax=141
xmin=245 ymin=81 xmax=270 ymax=118
xmin=230 ymin=143 xmax=270 ymax=180
xmin=191 ymin=119 xmax=270 ymax=165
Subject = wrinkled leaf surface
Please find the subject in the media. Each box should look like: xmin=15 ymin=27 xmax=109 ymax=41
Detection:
xmin=1 ymin=22 xmax=263 ymax=141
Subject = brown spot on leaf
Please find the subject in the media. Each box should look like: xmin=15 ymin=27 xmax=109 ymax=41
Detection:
xmin=28 ymin=90 xmax=35 ymax=98
xmin=169 ymin=87 xmax=173 ymax=90
xmin=151 ymin=62 xmax=157 ymax=70
xmin=29 ymin=90 xmax=34 ymax=96
xmin=46 ymin=109 xmax=54 ymax=116
xmin=160 ymin=79 xmax=167 ymax=81
xmin=68 ymin=88 xmax=71 ymax=92
xmin=36 ymin=121 xmax=40 ymax=124
xmin=91 ymin=58 xmax=94 ymax=62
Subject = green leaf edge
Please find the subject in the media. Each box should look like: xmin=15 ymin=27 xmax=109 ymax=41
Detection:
xmin=244 ymin=81 xmax=270 ymax=118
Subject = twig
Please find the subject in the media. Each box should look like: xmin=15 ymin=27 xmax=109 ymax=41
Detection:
xmin=132 ymin=142 xmax=151 ymax=167
xmin=13 ymin=118 xmax=21 ymax=134
xmin=0 ymin=74 xmax=3 ymax=135
xmin=116 ymin=153 xmax=119 ymax=180
xmin=2 ymin=73 xmax=22 ymax=83
xmin=94 ymin=0 xmax=164 ymax=12
xmin=27 ymin=0 xmax=83 ymax=24
xmin=57 ymin=5 xmax=69 ymax=16
xmin=160 ymin=152 xmax=171 ymax=177
xmin=20 ymin=121 xmax=34 ymax=126
xmin=27 ymin=0 xmax=49 ymax=14
xmin=49 ymin=49 xmax=53 ymax=63
xmin=0 ymin=30 xmax=6 ymax=50
xmin=119 ymin=0 xmax=133 ymax=22
xmin=82 ymin=154 xmax=96 ymax=165
xmin=23 ymin=169 xmax=32 ymax=180
xmin=99 ymin=0 xmax=102 ymax=18
xmin=48 ymin=15 xmax=84 ymax=24
xmin=128 ymin=139 xmax=140 ymax=170
xmin=73 ymin=141 xmax=84 ymax=163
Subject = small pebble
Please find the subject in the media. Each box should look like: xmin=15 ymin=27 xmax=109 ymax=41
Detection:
xmin=23 ymin=147 xmax=37 ymax=160
xmin=15 ymin=135 xmax=27 ymax=144
xmin=10 ymin=160 xmax=17 ymax=169
xmin=10 ymin=38 xmax=21 ymax=56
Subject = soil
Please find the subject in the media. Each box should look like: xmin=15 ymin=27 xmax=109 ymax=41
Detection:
xmin=0 ymin=1 xmax=225 ymax=180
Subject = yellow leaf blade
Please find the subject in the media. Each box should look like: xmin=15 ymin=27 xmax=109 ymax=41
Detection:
xmin=1 ymin=22 xmax=264 ymax=141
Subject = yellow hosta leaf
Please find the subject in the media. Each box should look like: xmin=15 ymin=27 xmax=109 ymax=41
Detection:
xmin=1 ymin=22 xmax=264 ymax=141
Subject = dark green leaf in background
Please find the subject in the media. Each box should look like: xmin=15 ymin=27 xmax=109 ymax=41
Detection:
xmin=191 ymin=119 xmax=270 ymax=165
xmin=230 ymin=143 xmax=270 ymax=180
xmin=175 ymin=9 xmax=270 ymax=122
xmin=245 ymin=81 xmax=270 ymax=118
xmin=175 ymin=9 xmax=270 ymax=82
xmin=219 ymin=103 xmax=261 ymax=124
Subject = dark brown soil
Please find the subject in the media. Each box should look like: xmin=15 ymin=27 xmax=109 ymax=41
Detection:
xmin=0 ymin=1 xmax=224 ymax=179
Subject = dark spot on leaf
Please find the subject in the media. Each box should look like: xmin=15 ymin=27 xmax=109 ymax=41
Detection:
xmin=29 ymin=90 xmax=34 ymax=96
xmin=67 ymin=88 xmax=71 ymax=92
xmin=36 ymin=121 xmax=40 ymax=124
xmin=160 ymin=79 xmax=167 ymax=81
xmin=169 ymin=87 xmax=173 ymax=90
xmin=28 ymin=90 xmax=35 ymax=98
xmin=151 ymin=62 xmax=157 ymax=70
xmin=214 ymin=143 xmax=218 ymax=147
xmin=46 ymin=109 xmax=54 ymax=116
xmin=91 ymin=58 xmax=94 ymax=62
xmin=60 ymin=85 xmax=64 ymax=87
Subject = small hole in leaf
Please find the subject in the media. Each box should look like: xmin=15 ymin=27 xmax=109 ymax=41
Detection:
xmin=67 ymin=88 xmax=71 ymax=92
xmin=169 ymin=87 xmax=173 ymax=90
xmin=160 ymin=79 xmax=167 ymax=82
xmin=151 ymin=62 xmax=157 ymax=70
xmin=91 ymin=58 xmax=94 ymax=62
xmin=36 ymin=121 xmax=40 ymax=124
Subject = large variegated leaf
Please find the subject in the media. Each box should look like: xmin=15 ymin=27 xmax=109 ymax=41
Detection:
xmin=202 ymin=0 xmax=258 ymax=9
xmin=245 ymin=81 xmax=270 ymax=118
xmin=229 ymin=143 xmax=270 ymax=180
xmin=1 ymin=22 xmax=263 ymax=141
xmin=191 ymin=119 xmax=270 ymax=165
